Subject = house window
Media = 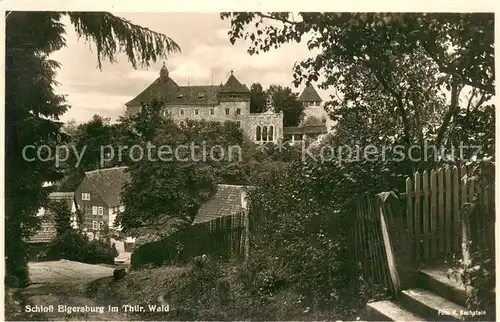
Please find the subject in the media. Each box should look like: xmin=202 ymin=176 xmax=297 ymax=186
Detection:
xmin=236 ymin=121 xmax=241 ymax=127
xmin=269 ymin=126 xmax=274 ymax=141
xmin=194 ymin=109 xmax=199 ymax=116
xmin=236 ymin=108 xmax=241 ymax=115
xmin=180 ymin=121 xmax=185 ymax=127
xmin=256 ymin=126 xmax=261 ymax=141
xmin=315 ymin=101 xmax=320 ymax=106
xmin=210 ymin=108 xmax=214 ymax=115
xmin=262 ymin=126 xmax=268 ymax=141
xmin=225 ymin=108 xmax=230 ymax=115
xmin=92 ymin=206 xmax=98 ymax=215
xmin=92 ymin=221 xmax=98 ymax=230
xmin=98 ymin=207 xmax=104 ymax=216
xmin=179 ymin=109 xmax=184 ymax=116
xmin=82 ymin=193 xmax=90 ymax=201
xmin=100 ymin=222 xmax=104 ymax=229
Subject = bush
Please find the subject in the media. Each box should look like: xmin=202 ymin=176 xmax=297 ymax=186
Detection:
xmin=44 ymin=231 xmax=118 ymax=264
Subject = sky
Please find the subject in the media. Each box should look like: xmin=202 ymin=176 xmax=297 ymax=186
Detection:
xmin=51 ymin=13 xmax=329 ymax=124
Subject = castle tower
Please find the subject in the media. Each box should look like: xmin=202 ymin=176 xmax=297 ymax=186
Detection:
xmin=298 ymin=83 xmax=332 ymax=131
xmin=218 ymin=70 xmax=250 ymax=102
xmin=160 ymin=62 xmax=169 ymax=83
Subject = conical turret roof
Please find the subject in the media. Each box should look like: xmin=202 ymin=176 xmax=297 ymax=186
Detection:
xmin=298 ymin=83 xmax=322 ymax=102
xmin=220 ymin=71 xmax=250 ymax=93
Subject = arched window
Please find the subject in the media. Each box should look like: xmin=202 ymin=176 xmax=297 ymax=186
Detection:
xmin=262 ymin=126 xmax=268 ymax=142
xmin=268 ymin=126 xmax=274 ymax=141
xmin=256 ymin=126 xmax=261 ymax=141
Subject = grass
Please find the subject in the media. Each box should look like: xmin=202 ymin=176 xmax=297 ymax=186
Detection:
xmin=86 ymin=260 xmax=367 ymax=321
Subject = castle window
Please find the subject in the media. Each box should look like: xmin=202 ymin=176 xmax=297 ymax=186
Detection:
xmin=236 ymin=108 xmax=241 ymax=115
xmin=194 ymin=109 xmax=199 ymax=116
xmin=180 ymin=109 xmax=184 ymax=116
xmin=256 ymin=126 xmax=261 ymax=141
xmin=225 ymin=108 xmax=230 ymax=115
xmin=262 ymin=126 xmax=268 ymax=141
xmin=269 ymin=126 xmax=274 ymax=141
xmin=236 ymin=121 xmax=241 ymax=127
xmin=210 ymin=108 xmax=214 ymax=115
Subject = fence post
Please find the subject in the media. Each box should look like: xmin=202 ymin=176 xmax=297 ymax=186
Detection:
xmin=377 ymin=191 xmax=414 ymax=297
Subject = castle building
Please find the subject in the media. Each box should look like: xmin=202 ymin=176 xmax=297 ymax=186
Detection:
xmin=125 ymin=63 xmax=328 ymax=144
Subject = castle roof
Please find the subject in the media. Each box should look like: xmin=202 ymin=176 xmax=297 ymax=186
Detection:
xmin=125 ymin=68 xmax=248 ymax=106
xmin=298 ymin=84 xmax=322 ymax=102
xmin=219 ymin=73 xmax=250 ymax=93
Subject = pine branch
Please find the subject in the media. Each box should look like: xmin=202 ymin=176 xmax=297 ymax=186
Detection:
xmin=67 ymin=12 xmax=181 ymax=70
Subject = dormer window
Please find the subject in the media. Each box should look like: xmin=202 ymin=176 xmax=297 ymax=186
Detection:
xmin=177 ymin=93 xmax=183 ymax=99
xmin=315 ymin=101 xmax=320 ymax=106
xmin=197 ymin=93 xmax=205 ymax=99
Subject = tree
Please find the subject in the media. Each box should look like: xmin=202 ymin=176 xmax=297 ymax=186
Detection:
xmin=118 ymin=99 xmax=247 ymax=233
xmin=46 ymin=200 xmax=73 ymax=237
xmin=221 ymin=13 xmax=494 ymax=171
xmin=267 ymin=85 xmax=304 ymax=127
xmin=250 ymin=83 xmax=268 ymax=113
xmin=5 ymin=11 xmax=180 ymax=287
xmin=62 ymin=119 xmax=79 ymax=137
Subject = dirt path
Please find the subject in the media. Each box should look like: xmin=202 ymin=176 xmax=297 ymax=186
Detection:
xmin=9 ymin=260 xmax=133 ymax=321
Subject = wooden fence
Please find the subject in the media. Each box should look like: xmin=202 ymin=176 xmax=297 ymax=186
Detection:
xmin=132 ymin=211 xmax=249 ymax=269
xmin=352 ymin=164 xmax=495 ymax=295
xmin=404 ymin=165 xmax=495 ymax=263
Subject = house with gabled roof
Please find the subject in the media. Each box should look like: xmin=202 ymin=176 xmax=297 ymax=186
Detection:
xmin=74 ymin=166 xmax=131 ymax=238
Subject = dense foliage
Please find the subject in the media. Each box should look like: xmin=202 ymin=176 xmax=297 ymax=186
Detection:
xmin=118 ymin=99 xmax=248 ymax=232
xmin=44 ymin=231 xmax=118 ymax=264
xmin=249 ymin=82 xmax=304 ymax=126
xmin=46 ymin=199 xmax=73 ymax=237
xmin=221 ymin=12 xmax=494 ymax=171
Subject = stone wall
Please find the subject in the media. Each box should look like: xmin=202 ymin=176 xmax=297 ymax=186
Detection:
xmin=126 ymin=100 xmax=284 ymax=143
xmin=246 ymin=112 xmax=284 ymax=143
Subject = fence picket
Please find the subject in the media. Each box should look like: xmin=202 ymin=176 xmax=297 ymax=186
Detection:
xmin=430 ymin=169 xmax=437 ymax=259
xmin=452 ymin=166 xmax=460 ymax=251
xmin=414 ymin=172 xmax=421 ymax=261
xmin=406 ymin=177 xmax=414 ymax=258
xmin=445 ymin=167 xmax=452 ymax=254
xmin=437 ymin=168 xmax=445 ymax=255
xmin=422 ymin=170 xmax=429 ymax=260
